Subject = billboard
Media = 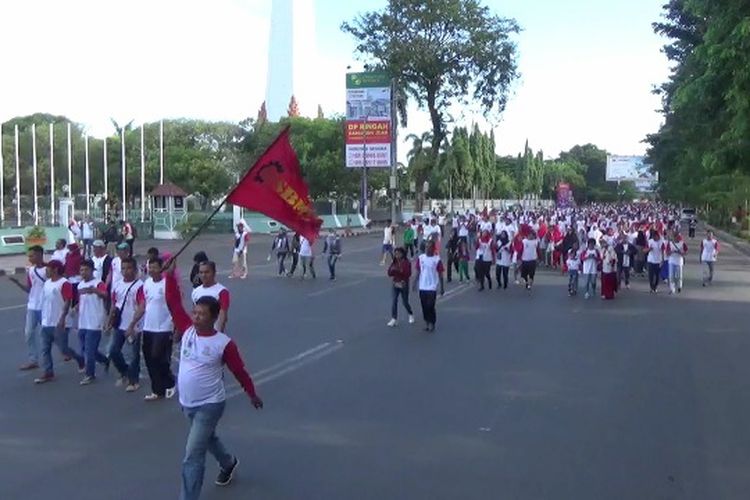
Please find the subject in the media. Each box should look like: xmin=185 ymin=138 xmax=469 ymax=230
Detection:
xmin=606 ymin=155 xmax=658 ymax=183
xmin=556 ymin=183 xmax=574 ymax=208
xmin=345 ymin=72 xmax=392 ymax=168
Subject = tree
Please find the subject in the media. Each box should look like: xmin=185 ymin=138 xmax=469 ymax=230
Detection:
xmin=342 ymin=0 xmax=519 ymax=180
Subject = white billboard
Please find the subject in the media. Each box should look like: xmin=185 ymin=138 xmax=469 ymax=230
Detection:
xmin=606 ymin=155 xmax=658 ymax=182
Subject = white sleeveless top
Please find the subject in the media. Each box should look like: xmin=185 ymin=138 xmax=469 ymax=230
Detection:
xmin=178 ymin=327 xmax=231 ymax=408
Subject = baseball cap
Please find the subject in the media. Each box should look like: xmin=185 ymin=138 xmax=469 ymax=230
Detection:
xmin=93 ymin=240 xmax=105 ymax=247
xmin=116 ymin=242 xmax=129 ymax=250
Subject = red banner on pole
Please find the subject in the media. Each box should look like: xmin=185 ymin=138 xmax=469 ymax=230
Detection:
xmin=227 ymin=127 xmax=322 ymax=242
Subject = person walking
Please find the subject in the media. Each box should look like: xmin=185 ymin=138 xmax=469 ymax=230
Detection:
xmin=600 ymin=240 xmax=618 ymax=300
xmin=646 ymin=230 xmax=665 ymax=293
xmin=34 ymin=260 xmax=85 ymax=384
xmin=566 ymin=248 xmax=580 ymax=296
xmin=162 ymin=265 xmax=263 ymax=500
xmin=520 ymin=230 xmax=540 ymax=290
xmin=457 ymin=240 xmax=471 ymax=283
xmin=191 ymin=261 xmax=231 ymax=332
xmin=82 ymin=216 xmax=96 ymax=258
xmin=581 ymin=238 xmax=601 ymax=300
xmin=9 ymin=245 xmax=47 ymax=370
xmin=666 ymin=232 xmax=688 ymax=294
xmin=381 ymin=220 xmax=395 ymax=265
xmin=231 ymin=222 xmax=250 ymax=279
xmin=76 ymin=260 xmax=110 ymax=384
xmin=132 ymin=257 xmax=176 ymax=401
xmin=190 ymin=251 xmax=209 ymax=288
xmin=445 ymin=229 xmax=460 ymax=283
xmin=413 ymin=240 xmax=445 ymax=332
xmin=475 ymin=230 xmax=495 ymax=291
xmin=323 ymin=229 xmax=342 ymax=281
xmin=269 ymin=230 xmax=290 ymax=277
xmin=108 ymin=257 xmax=143 ymax=392
xmin=287 ymin=232 xmax=301 ymax=277
xmin=121 ymin=220 xmax=135 ymax=257
xmin=386 ymin=247 xmax=415 ymax=327
xmin=495 ymin=231 xmax=512 ymax=290
xmin=700 ymin=230 xmax=719 ymax=286
xmin=299 ymin=235 xmax=316 ymax=279
xmin=614 ymin=236 xmax=636 ymax=290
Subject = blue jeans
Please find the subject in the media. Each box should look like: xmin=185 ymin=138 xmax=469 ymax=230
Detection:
xmin=584 ymin=273 xmax=597 ymax=295
xmin=109 ymin=329 xmax=141 ymax=384
xmin=181 ymin=401 xmax=234 ymax=500
xmin=24 ymin=309 xmax=42 ymax=363
xmin=327 ymin=254 xmax=339 ymax=279
xmin=568 ymin=270 xmax=579 ymax=294
xmin=40 ymin=326 xmax=83 ymax=376
xmin=77 ymin=329 xmax=108 ymax=378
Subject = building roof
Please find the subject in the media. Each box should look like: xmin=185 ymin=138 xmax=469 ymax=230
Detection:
xmin=151 ymin=182 xmax=188 ymax=197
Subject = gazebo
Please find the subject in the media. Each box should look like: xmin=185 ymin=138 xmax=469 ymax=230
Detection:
xmin=151 ymin=182 xmax=188 ymax=240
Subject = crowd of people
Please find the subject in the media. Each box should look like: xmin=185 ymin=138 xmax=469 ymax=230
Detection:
xmin=380 ymin=203 xmax=721 ymax=329
xmin=12 ymin=219 xmax=262 ymax=500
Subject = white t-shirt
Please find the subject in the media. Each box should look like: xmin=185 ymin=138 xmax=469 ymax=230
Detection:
xmin=567 ymin=257 xmax=580 ymax=272
xmin=299 ymin=236 xmax=313 ymax=257
xmin=581 ymin=248 xmax=600 ymax=275
xmin=497 ymin=242 xmax=513 ymax=267
xmin=138 ymin=277 xmax=173 ymax=332
xmin=27 ymin=265 xmax=47 ymax=310
xmin=601 ymin=248 xmax=617 ymax=274
xmin=82 ymin=222 xmax=95 ymax=239
xmin=479 ymin=220 xmax=493 ymax=233
xmin=667 ymin=240 xmax=687 ymax=266
xmin=476 ymin=238 xmax=494 ymax=262
xmin=417 ymin=254 xmax=443 ymax=291
xmin=521 ymin=238 xmax=539 ymax=262
xmin=701 ymin=239 xmax=718 ymax=262
xmin=425 ymin=225 xmax=441 ymax=241
xmin=41 ymin=278 xmax=74 ymax=327
xmin=77 ymin=278 xmax=107 ymax=330
xmin=458 ymin=224 xmax=469 ymax=238
xmin=647 ymin=239 xmax=664 ymax=264
xmin=111 ymin=256 xmax=123 ymax=285
xmin=191 ymin=283 xmax=230 ymax=310
xmin=178 ymin=327 xmax=231 ymax=407
xmin=51 ymin=248 xmax=69 ymax=264
xmin=112 ymin=279 xmax=144 ymax=331
xmin=383 ymin=227 xmax=394 ymax=245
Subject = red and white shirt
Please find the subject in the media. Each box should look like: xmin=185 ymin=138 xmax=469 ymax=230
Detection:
xmin=112 ymin=279 xmax=144 ymax=331
xmin=580 ymin=248 xmax=601 ymax=275
xmin=26 ymin=265 xmax=47 ymax=311
xmin=164 ymin=271 xmax=258 ymax=408
xmin=701 ymin=238 xmax=719 ymax=262
xmin=416 ymin=254 xmax=444 ymax=291
xmin=77 ymin=278 xmax=108 ymax=330
xmin=136 ymin=277 xmax=174 ymax=332
xmin=667 ymin=239 xmax=688 ymax=266
xmin=191 ymin=283 xmax=230 ymax=310
xmin=41 ymin=277 xmax=74 ymax=327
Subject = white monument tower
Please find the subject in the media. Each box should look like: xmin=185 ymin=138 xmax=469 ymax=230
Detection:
xmin=265 ymin=0 xmax=318 ymax=121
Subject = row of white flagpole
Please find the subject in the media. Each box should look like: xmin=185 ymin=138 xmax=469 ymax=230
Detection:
xmin=0 ymin=120 xmax=165 ymax=226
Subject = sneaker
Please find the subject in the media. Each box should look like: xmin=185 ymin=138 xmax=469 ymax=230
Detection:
xmin=125 ymin=383 xmax=140 ymax=392
xmin=584 ymin=292 xmax=590 ymax=299
xmin=80 ymin=376 xmax=95 ymax=386
xmin=144 ymin=393 xmax=162 ymax=401
xmin=165 ymin=387 xmax=176 ymax=399
xmin=34 ymin=373 xmax=55 ymax=384
xmin=19 ymin=362 xmax=39 ymax=371
xmin=408 ymin=315 xmax=415 ymax=324
xmin=215 ymin=456 xmax=239 ymax=486
xmin=514 ymin=280 xmax=520 ymax=285
xmin=115 ymin=377 xmax=126 ymax=387
xmin=387 ymin=319 xmax=397 ymax=327
xmin=78 ymin=366 xmax=86 ymax=374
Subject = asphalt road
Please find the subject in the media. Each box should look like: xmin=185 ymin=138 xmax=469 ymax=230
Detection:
xmin=0 ymin=231 xmax=749 ymax=500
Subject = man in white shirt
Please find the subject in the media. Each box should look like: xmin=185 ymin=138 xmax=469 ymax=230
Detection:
xmin=51 ymin=238 xmax=69 ymax=263
xmin=520 ymin=231 xmax=540 ymax=290
xmin=646 ymin=231 xmax=665 ymax=293
xmin=82 ymin=216 xmax=96 ymax=258
xmin=380 ymin=220 xmax=395 ymax=265
xmin=131 ymin=257 xmax=176 ymax=401
xmin=192 ymin=261 xmax=231 ymax=332
xmin=108 ymin=257 xmax=144 ymax=392
xmin=413 ymin=240 xmax=445 ymax=332
xmin=700 ymin=230 xmax=720 ymax=286
xmin=108 ymin=243 xmax=130 ymax=288
xmin=76 ymin=260 xmax=110 ymax=385
xmin=232 ymin=222 xmax=250 ymax=279
xmin=9 ymin=245 xmax=47 ymax=370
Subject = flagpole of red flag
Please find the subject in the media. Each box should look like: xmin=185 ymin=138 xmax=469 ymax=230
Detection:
xmin=166 ymin=126 xmax=293 ymax=264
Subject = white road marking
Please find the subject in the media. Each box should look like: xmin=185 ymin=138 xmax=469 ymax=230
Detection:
xmin=225 ymin=340 xmax=344 ymax=398
xmin=307 ymin=279 xmax=366 ymax=297
xmin=0 ymin=304 xmax=25 ymax=311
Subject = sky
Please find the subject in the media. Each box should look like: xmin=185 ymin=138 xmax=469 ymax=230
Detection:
xmin=0 ymin=0 xmax=671 ymax=159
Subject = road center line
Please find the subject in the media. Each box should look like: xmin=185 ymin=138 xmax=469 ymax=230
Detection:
xmin=307 ymin=279 xmax=366 ymax=297
xmin=0 ymin=304 xmax=25 ymax=311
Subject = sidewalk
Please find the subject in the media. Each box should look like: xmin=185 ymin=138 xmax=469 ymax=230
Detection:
xmin=705 ymin=224 xmax=750 ymax=258
xmin=0 ymin=227 xmax=379 ymax=275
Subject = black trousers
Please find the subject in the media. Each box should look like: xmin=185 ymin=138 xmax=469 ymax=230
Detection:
xmin=521 ymin=260 xmax=537 ymax=282
xmin=142 ymin=332 xmax=175 ymax=396
xmin=391 ymin=286 xmax=413 ymax=319
xmin=477 ymin=260 xmax=492 ymax=289
xmin=648 ymin=263 xmax=661 ymax=291
xmin=618 ymin=265 xmax=631 ymax=286
xmin=446 ymin=254 xmax=459 ymax=281
xmin=419 ymin=290 xmax=437 ymax=325
xmin=496 ymin=265 xmax=509 ymax=289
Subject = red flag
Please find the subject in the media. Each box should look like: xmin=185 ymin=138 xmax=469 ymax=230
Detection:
xmin=227 ymin=127 xmax=322 ymax=242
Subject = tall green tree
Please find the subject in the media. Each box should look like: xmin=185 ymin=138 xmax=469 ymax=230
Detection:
xmin=342 ymin=0 xmax=519 ymax=181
